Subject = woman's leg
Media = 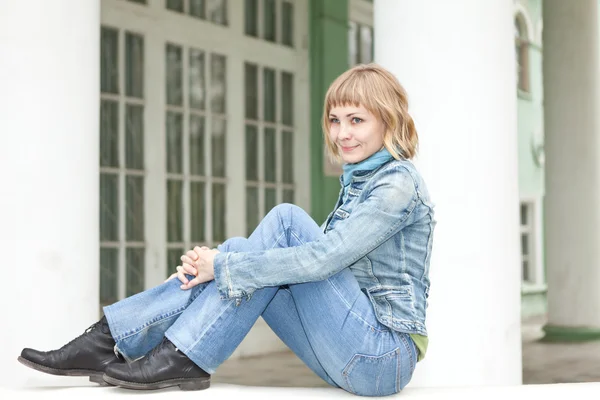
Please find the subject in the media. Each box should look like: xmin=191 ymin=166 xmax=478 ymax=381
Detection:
xmin=163 ymin=204 xmax=325 ymax=374
xmin=103 ymin=277 xmax=209 ymax=361
xmin=287 ymin=269 xmax=418 ymax=396
xmin=103 ymin=204 xmax=326 ymax=390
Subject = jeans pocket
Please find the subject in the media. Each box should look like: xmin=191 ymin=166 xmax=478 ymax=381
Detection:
xmin=342 ymin=348 xmax=401 ymax=397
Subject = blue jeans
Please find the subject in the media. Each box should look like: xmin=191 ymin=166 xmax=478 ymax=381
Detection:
xmin=103 ymin=204 xmax=417 ymax=396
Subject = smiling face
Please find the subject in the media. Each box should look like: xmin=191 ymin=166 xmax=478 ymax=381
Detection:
xmin=328 ymin=104 xmax=386 ymax=164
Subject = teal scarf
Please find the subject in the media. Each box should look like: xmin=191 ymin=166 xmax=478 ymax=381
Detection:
xmin=342 ymin=148 xmax=393 ymax=190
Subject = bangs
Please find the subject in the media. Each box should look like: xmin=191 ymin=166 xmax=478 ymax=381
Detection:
xmin=324 ymin=72 xmax=379 ymax=116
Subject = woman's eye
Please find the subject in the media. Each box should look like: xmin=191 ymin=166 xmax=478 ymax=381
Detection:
xmin=352 ymin=117 xmax=363 ymax=124
xmin=330 ymin=118 xmax=339 ymax=124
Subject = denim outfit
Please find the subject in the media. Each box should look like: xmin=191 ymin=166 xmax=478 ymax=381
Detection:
xmin=104 ymin=156 xmax=435 ymax=397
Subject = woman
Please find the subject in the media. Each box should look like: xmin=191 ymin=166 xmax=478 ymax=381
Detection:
xmin=18 ymin=63 xmax=435 ymax=397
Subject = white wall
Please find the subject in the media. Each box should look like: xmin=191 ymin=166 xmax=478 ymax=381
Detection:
xmin=375 ymin=0 xmax=522 ymax=387
xmin=0 ymin=0 xmax=100 ymax=388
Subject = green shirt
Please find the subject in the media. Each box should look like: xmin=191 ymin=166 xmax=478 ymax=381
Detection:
xmin=409 ymin=334 xmax=428 ymax=362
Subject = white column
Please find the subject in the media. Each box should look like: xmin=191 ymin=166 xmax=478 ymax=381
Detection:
xmin=542 ymin=1 xmax=600 ymax=338
xmin=375 ymin=0 xmax=522 ymax=387
xmin=0 ymin=0 xmax=100 ymax=388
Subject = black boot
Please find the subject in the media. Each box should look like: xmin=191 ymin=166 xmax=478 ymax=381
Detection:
xmin=18 ymin=315 xmax=122 ymax=385
xmin=103 ymin=337 xmax=210 ymax=391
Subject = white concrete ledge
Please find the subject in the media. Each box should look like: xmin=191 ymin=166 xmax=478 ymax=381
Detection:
xmin=4 ymin=378 xmax=600 ymax=399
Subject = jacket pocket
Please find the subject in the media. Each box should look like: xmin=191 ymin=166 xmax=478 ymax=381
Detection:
xmin=368 ymin=286 xmax=416 ymax=324
xmin=325 ymin=207 xmax=350 ymax=232
xmin=342 ymin=348 xmax=401 ymax=396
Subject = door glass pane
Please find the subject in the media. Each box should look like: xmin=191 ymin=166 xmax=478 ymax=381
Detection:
xmin=282 ymin=130 xmax=293 ymax=183
xmin=212 ymin=183 xmax=226 ymax=242
xmin=264 ymin=127 xmax=276 ymax=182
xmin=167 ymin=0 xmax=184 ymax=12
xmin=521 ymin=233 xmax=529 ymax=256
xmin=520 ymin=203 xmax=528 ymax=226
xmin=359 ymin=25 xmax=373 ymax=64
xmin=190 ymin=115 xmax=205 ymax=175
xmin=245 ymin=124 xmax=258 ymax=180
xmin=167 ymin=179 xmax=183 ymax=242
xmin=100 ymin=100 xmax=119 ymax=167
xmin=212 ymin=118 xmax=226 ymax=177
xmin=166 ymin=44 xmax=183 ymax=106
xmin=281 ymin=1 xmax=293 ymax=47
xmin=263 ymin=0 xmax=276 ymax=42
xmin=101 ymin=27 xmax=119 ymax=94
xmin=522 ymin=260 xmax=530 ymax=281
xmin=126 ymin=248 xmax=145 ymax=296
xmin=207 ymin=0 xmax=227 ymax=25
xmin=246 ymin=186 xmax=258 ymax=237
xmin=265 ymin=188 xmax=276 ymax=214
xmin=245 ymin=63 xmax=258 ymax=120
xmin=283 ymin=189 xmax=294 ymax=204
xmin=126 ymin=176 xmax=144 ymax=241
xmin=190 ymin=0 xmax=205 ymax=18
xmin=167 ymin=247 xmax=185 ymax=278
xmin=125 ymin=33 xmax=144 ymax=98
xmin=125 ymin=104 xmax=144 ymax=169
xmin=166 ymin=112 xmax=183 ymax=173
xmin=189 ymin=49 xmax=206 ymax=110
xmin=245 ymin=0 xmax=258 ymax=37
xmin=100 ymin=173 xmax=119 ymax=241
xmin=263 ymin=68 xmax=276 ymax=122
xmin=211 ymin=54 xmax=226 ymax=113
xmin=191 ymin=182 xmax=206 ymax=242
xmin=100 ymin=248 xmax=119 ymax=306
xmin=348 ymin=21 xmax=358 ymax=66
xmin=281 ymin=71 xmax=293 ymax=126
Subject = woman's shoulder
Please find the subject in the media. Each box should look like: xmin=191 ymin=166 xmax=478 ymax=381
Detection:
xmin=373 ymin=159 xmax=433 ymax=205
xmin=376 ymin=159 xmax=424 ymax=186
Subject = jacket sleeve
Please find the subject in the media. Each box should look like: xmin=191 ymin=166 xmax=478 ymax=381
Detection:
xmin=213 ymin=166 xmax=420 ymax=299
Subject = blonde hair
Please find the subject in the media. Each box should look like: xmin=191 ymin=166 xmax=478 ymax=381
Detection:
xmin=322 ymin=63 xmax=418 ymax=161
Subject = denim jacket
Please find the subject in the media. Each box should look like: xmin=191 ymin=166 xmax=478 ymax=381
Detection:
xmin=213 ymin=159 xmax=435 ymax=336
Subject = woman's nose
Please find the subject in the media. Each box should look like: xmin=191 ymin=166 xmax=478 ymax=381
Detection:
xmin=338 ymin=123 xmax=351 ymax=140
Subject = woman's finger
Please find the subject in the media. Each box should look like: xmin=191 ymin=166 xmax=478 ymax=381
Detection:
xmin=176 ymin=266 xmax=189 ymax=285
xmin=181 ymin=255 xmax=196 ymax=267
xmin=181 ymin=262 xmax=197 ymax=276
xmin=186 ymin=249 xmax=199 ymax=261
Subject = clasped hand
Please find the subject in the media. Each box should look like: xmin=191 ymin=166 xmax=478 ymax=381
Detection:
xmin=166 ymin=246 xmax=220 ymax=290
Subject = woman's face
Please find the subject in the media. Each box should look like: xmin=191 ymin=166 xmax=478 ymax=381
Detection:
xmin=328 ymin=104 xmax=385 ymax=164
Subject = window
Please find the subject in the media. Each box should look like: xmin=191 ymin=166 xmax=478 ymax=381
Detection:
xmin=165 ymin=43 xmax=228 ymax=276
xmin=166 ymin=0 xmax=228 ymax=26
xmin=520 ymin=202 xmax=537 ymax=285
xmin=245 ymin=0 xmax=294 ymax=47
xmin=101 ymin=0 xmax=309 ymax=302
xmin=515 ymin=14 xmax=530 ymax=93
xmin=348 ymin=21 xmax=373 ymax=66
xmin=244 ymin=63 xmax=296 ymax=236
xmin=348 ymin=0 xmax=374 ymax=67
xmin=100 ymin=27 xmax=146 ymax=308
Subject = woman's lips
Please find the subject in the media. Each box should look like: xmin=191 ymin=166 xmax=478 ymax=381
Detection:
xmin=341 ymin=145 xmax=358 ymax=152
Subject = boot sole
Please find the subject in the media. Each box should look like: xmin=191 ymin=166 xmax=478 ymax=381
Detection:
xmin=17 ymin=356 xmax=113 ymax=386
xmin=103 ymin=374 xmax=210 ymax=391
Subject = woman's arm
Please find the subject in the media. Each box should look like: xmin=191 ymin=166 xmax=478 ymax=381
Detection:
xmin=214 ymin=165 xmax=421 ymax=299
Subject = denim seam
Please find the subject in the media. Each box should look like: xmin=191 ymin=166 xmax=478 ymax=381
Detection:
xmin=399 ymin=334 xmax=415 ymax=372
xmin=113 ymin=306 xmax=187 ymax=342
xmin=327 ymin=278 xmax=388 ymax=333
xmin=179 ymin=300 xmax=235 ymax=360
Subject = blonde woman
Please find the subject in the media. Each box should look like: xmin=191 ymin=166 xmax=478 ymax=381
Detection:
xmin=19 ymin=64 xmax=435 ymax=397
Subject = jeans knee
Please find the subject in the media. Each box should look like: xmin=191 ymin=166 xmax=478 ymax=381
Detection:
xmin=217 ymin=237 xmax=249 ymax=252
xmin=269 ymin=203 xmax=306 ymax=224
